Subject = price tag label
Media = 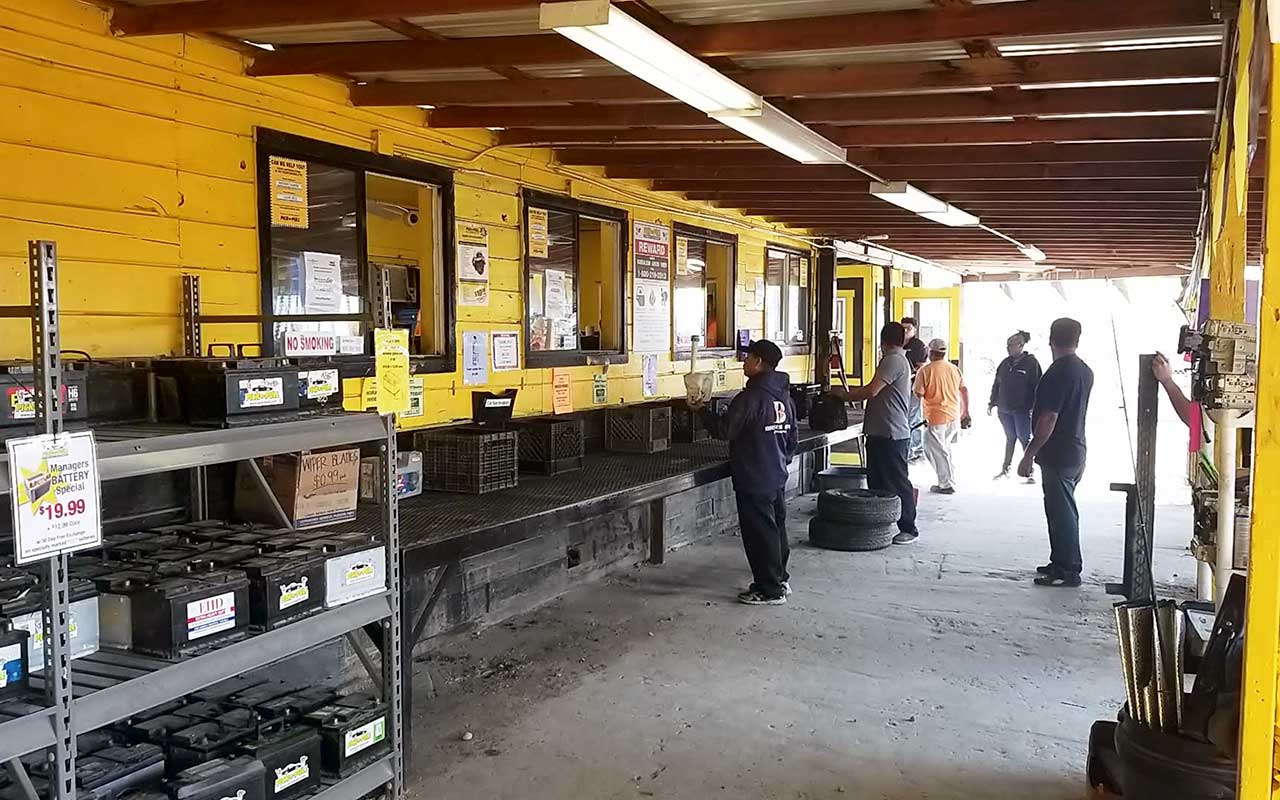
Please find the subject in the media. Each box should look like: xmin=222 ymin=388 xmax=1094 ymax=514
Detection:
xmin=6 ymin=431 xmax=103 ymax=564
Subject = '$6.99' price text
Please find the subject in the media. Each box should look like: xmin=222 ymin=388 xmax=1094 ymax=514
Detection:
xmin=37 ymin=499 xmax=87 ymax=520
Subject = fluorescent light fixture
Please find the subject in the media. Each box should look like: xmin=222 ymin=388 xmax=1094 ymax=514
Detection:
xmin=922 ymin=205 xmax=981 ymax=227
xmin=1020 ymin=245 xmax=1048 ymax=262
xmin=869 ymin=182 xmax=948 ymax=215
xmin=540 ymin=1 xmax=760 ymax=115
xmin=540 ymin=1 xmax=847 ymax=164
xmin=713 ymin=104 xmax=847 ymax=164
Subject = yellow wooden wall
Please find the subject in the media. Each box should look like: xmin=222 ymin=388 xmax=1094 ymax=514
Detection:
xmin=0 ymin=0 xmax=820 ymax=426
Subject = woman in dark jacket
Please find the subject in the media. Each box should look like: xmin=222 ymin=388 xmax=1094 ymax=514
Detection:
xmin=988 ymin=330 xmax=1042 ymax=480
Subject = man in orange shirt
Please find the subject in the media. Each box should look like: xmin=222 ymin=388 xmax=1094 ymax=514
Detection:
xmin=913 ymin=338 xmax=971 ymax=495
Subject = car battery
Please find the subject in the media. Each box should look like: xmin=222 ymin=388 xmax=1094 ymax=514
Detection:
xmin=67 ymin=358 xmax=155 ymax=425
xmin=123 ymin=713 xmax=193 ymax=745
xmin=166 ymin=714 xmax=257 ymax=774
xmin=250 ymin=686 xmax=338 ymax=725
xmin=7 ymin=577 xmax=100 ymax=672
xmin=238 ymin=726 xmax=322 ymax=800
xmin=165 ymin=758 xmax=266 ymax=800
xmin=171 ymin=701 xmax=225 ymax=722
xmin=125 ymin=571 xmax=250 ymax=657
xmin=0 ymin=622 xmax=31 ymax=701
xmin=238 ymin=551 xmax=326 ymax=631
xmin=256 ymin=531 xmax=325 ymax=554
xmin=303 ymin=694 xmax=389 ymax=778
xmin=154 ymin=355 xmax=299 ymax=428
xmin=294 ymin=363 xmax=343 ymax=414
xmin=76 ymin=743 xmax=166 ymax=800
xmin=297 ymin=534 xmax=386 ymax=608
xmin=0 ymin=362 xmax=88 ymax=429
xmin=203 ymin=545 xmax=262 ymax=569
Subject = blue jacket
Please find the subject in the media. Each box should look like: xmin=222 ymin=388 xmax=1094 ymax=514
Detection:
xmin=705 ymin=370 xmax=799 ymax=493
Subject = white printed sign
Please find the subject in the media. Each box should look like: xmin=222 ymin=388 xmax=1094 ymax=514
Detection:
xmin=6 ymin=431 xmax=103 ymax=564
xmin=284 ymin=332 xmax=338 ymax=357
xmin=633 ymin=221 xmax=671 ymax=354
xmin=303 ymin=252 xmax=343 ymax=314
xmin=302 ymin=369 xmax=339 ymax=401
xmin=339 ymin=336 xmax=365 ymax=355
xmin=186 ymin=591 xmax=237 ymax=640
xmin=492 ymin=332 xmax=520 ymax=372
xmin=462 ymin=331 xmax=488 ymax=386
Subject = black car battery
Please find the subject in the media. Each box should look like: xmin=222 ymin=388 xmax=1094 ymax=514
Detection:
xmin=65 ymin=357 xmax=155 ymax=425
xmin=303 ymin=694 xmax=389 ymax=777
xmin=76 ymin=743 xmax=166 ymax=800
xmin=165 ymin=758 xmax=265 ymax=800
xmin=170 ymin=701 xmax=225 ymax=722
xmin=0 ymin=621 xmax=31 ymax=701
xmin=238 ymin=551 xmax=326 ymax=631
xmin=250 ymin=686 xmax=338 ymax=725
xmin=203 ymin=545 xmax=262 ymax=569
xmin=125 ymin=570 xmax=250 ymax=657
xmin=166 ymin=714 xmax=257 ymax=774
xmin=123 ymin=713 xmax=191 ymax=745
xmin=154 ymin=353 xmax=299 ymax=428
xmin=296 ymin=533 xmax=386 ymax=608
xmin=0 ymin=362 xmax=88 ymax=429
xmin=238 ymin=726 xmax=322 ymax=800
xmin=256 ymin=531 xmax=325 ymax=554
xmin=290 ymin=358 xmax=343 ymax=414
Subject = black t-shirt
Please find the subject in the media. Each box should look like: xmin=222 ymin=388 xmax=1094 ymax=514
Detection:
xmin=1033 ymin=353 xmax=1094 ymax=467
xmin=904 ymin=338 xmax=928 ymax=372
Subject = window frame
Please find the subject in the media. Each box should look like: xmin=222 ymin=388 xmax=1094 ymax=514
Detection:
xmin=522 ymin=189 xmax=630 ymax=369
xmin=764 ymin=241 xmax=814 ymax=355
xmin=672 ymin=222 xmax=738 ymax=360
xmin=255 ymin=128 xmax=457 ymax=372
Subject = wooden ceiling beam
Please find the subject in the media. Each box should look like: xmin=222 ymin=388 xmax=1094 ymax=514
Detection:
xmin=353 ymin=47 xmax=1220 ymax=106
xmin=606 ymin=162 xmax=1207 ymax=181
xmin=654 ymin=178 xmax=1210 ymax=193
xmin=429 ymin=84 xmax=1216 ymax=129
xmin=111 ymin=0 xmax=542 ymax=35
xmin=242 ymin=0 xmax=1217 ymax=76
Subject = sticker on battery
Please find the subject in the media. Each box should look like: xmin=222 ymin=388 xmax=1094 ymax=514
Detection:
xmin=344 ymin=561 xmax=376 ymax=586
xmin=0 ymin=642 xmax=24 ymax=687
xmin=239 ymin=378 xmax=285 ymax=409
xmin=343 ymin=716 xmax=386 ymax=757
xmin=278 ymin=577 xmax=310 ymax=610
xmin=187 ymin=591 xmax=237 ymax=640
xmin=302 ymin=370 xmax=339 ymax=401
xmin=7 ymin=385 xmax=79 ymax=420
xmin=274 ymin=756 xmax=311 ymax=793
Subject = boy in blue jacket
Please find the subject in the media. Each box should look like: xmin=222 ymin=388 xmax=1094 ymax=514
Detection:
xmin=693 ymin=340 xmax=799 ymax=605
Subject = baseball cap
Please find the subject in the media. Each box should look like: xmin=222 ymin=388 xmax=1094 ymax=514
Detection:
xmin=928 ymin=338 xmax=948 ymax=353
xmin=745 ymin=339 xmax=783 ymax=368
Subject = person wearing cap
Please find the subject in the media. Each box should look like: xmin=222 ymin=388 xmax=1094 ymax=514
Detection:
xmin=913 ymin=338 xmax=971 ymax=495
xmin=693 ymin=339 xmax=799 ymax=605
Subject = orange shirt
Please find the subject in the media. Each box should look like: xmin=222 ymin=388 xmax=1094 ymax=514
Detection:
xmin=913 ymin=359 xmax=965 ymax=425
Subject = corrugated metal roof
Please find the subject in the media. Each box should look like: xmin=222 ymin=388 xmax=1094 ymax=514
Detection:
xmin=644 ymin=0 xmax=934 ymax=24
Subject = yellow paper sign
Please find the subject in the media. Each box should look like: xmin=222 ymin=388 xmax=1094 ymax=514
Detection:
xmin=268 ymin=156 xmax=309 ymax=229
xmin=361 ymin=377 xmax=378 ymax=411
xmin=675 ymin=237 xmax=689 ymax=276
xmin=374 ymin=328 xmax=410 ymax=415
xmin=528 ymin=207 xmax=549 ymax=259
xmin=552 ymin=369 xmax=573 ymax=415
xmin=799 ymin=257 xmax=810 ymax=288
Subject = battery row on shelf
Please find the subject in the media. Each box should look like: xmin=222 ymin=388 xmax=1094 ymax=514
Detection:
xmin=0 ymin=520 xmax=389 ymax=700
xmin=0 ymin=675 xmax=390 ymax=800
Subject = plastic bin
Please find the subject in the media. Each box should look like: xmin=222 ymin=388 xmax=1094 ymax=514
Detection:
xmin=606 ymin=403 xmax=672 ymax=454
xmin=506 ymin=416 xmax=585 ymax=475
xmin=416 ymin=426 xmax=518 ymax=494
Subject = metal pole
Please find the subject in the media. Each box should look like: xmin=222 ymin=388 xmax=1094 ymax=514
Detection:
xmin=1212 ymin=409 xmax=1238 ymax=609
xmin=380 ymin=415 xmax=403 ymax=799
xmin=30 ymin=241 xmax=76 ymax=800
xmin=181 ymin=275 xmax=202 ymax=357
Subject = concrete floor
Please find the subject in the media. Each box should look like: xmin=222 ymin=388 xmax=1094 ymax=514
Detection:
xmin=407 ymin=482 xmax=1194 ymax=800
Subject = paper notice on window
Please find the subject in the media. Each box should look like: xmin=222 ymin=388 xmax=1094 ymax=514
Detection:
xmin=462 ymin=330 xmax=488 ymax=386
xmin=457 ymin=222 xmax=490 ymax=283
xmin=374 ymin=328 xmax=410 ymax=415
xmin=754 ymin=277 xmax=766 ymax=311
xmin=544 ymin=269 xmax=568 ymax=319
xmin=7 ymin=431 xmax=103 ymax=564
xmin=592 ymin=374 xmax=608 ymax=405
xmin=528 ymin=208 xmax=549 ymax=259
xmin=303 ymin=252 xmax=342 ymax=314
xmin=492 ymin=331 xmax=520 ymax=371
xmin=269 ymin=156 xmax=309 ymax=229
xmin=675 ymin=238 xmax=689 ymax=276
xmin=459 ymin=282 xmax=489 ymax=307
xmin=642 ymin=355 xmax=658 ymax=398
xmin=800 ymin=258 xmax=810 ymax=287
xmin=552 ymin=369 xmax=573 ymax=415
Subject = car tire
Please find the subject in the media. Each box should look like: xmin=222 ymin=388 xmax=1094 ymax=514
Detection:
xmin=816 ymin=489 xmax=901 ymax=527
xmin=807 ymin=517 xmax=896 ymax=552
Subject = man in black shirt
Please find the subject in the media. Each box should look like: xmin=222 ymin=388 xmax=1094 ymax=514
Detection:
xmin=1018 ymin=318 xmax=1094 ymax=587
xmin=902 ymin=317 xmax=928 ymax=461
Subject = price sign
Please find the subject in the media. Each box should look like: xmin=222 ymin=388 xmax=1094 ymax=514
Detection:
xmin=6 ymin=431 xmax=103 ymax=564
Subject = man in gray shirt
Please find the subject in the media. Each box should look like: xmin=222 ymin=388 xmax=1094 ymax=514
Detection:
xmin=834 ymin=322 xmax=918 ymax=544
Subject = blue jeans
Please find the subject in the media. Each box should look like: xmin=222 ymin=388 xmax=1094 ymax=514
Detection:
xmin=908 ymin=395 xmax=924 ymax=457
xmin=998 ymin=409 xmax=1033 ymax=471
xmin=1041 ymin=462 xmax=1085 ymax=576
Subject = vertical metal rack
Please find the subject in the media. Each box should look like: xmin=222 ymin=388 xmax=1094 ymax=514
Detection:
xmin=0 ymin=241 xmax=405 ymax=800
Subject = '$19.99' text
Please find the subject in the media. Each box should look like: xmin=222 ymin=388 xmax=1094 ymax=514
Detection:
xmin=38 ymin=499 xmax=87 ymax=520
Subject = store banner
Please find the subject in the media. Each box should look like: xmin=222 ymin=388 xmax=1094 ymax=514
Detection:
xmin=268 ymin=156 xmax=309 ymax=229
xmin=7 ymin=431 xmax=103 ymax=564
xmin=633 ymin=222 xmax=672 ymax=354
xmin=528 ymin=208 xmax=549 ymax=259
xmin=457 ymin=223 xmax=490 ymax=283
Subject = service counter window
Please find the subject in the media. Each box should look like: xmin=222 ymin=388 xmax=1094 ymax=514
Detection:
xmin=673 ymin=223 xmax=736 ymax=356
xmin=765 ymin=245 xmax=813 ymax=349
xmin=524 ymin=190 xmax=628 ymax=367
xmin=257 ymin=129 xmax=454 ymax=368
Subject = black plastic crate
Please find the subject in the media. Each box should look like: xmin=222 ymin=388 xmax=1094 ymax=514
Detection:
xmin=668 ymin=401 xmax=708 ymax=443
xmin=505 ymin=417 xmax=584 ymax=475
xmin=573 ymin=410 xmax=607 ymax=453
xmin=415 ymin=427 xmax=518 ymax=494
xmin=606 ymin=403 xmax=672 ymax=454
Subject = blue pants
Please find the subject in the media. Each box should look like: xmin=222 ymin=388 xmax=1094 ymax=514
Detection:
xmin=1042 ymin=462 xmax=1085 ymax=576
xmin=908 ymin=395 xmax=924 ymax=458
xmin=998 ymin=409 xmax=1033 ymax=471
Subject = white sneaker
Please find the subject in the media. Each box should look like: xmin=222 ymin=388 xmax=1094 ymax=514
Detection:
xmin=782 ymin=581 xmax=793 ymax=597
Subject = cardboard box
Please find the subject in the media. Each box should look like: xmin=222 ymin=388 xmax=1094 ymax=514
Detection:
xmin=236 ymin=448 xmax=360 ymax=529
xmin=358 ymin=451 xmax=423 ymax=503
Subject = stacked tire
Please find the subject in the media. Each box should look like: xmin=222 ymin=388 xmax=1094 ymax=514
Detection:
xmin=808 ymin=489 xmax=901 ymax=552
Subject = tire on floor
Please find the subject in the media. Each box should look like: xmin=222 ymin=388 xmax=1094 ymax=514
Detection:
xmin=816 ymin=489 xmax=901 ymax=527
xmin=807 ymin=517 xmax=896 ymax=552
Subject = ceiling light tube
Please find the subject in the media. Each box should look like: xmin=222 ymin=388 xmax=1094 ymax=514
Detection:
xmin=922 ymin=205 xmax=981 ymax=227
xmin=713 ymin=104 xmax=848 ymax=165
xmin=540 ymin=1 xmax=761 ymax=115
xmin=1019 ymin=244 xmax=1048 ymax=262
xmin=869 ymin=182 xmax=949 ymax=215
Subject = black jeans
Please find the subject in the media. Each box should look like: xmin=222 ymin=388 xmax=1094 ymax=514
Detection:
xmin=998 ymin=409 xmax=1033 ymax=471
xmin=1041 ymin=462 xmax=1085 ymax=576
xmin=865 ymin=436 xmax=917 ymax=534
xmin=736 ymin=490 xmax=790 ymax=598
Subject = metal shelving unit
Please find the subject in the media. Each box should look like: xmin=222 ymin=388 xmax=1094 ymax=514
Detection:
xmin=0 ymin=242 xmax=404 ymax=800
